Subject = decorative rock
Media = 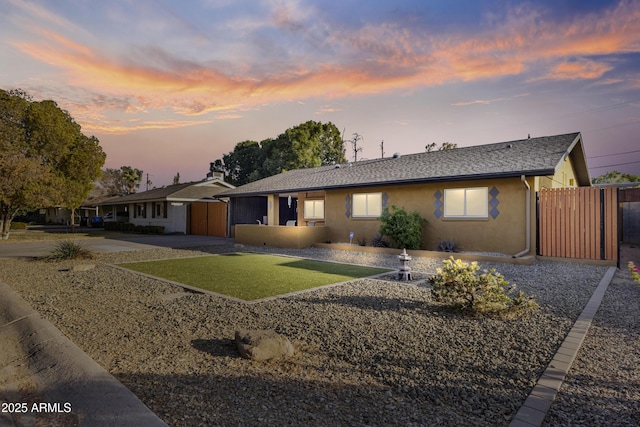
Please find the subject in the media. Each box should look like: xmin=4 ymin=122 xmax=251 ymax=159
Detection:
xmin=235 ymin=329 xmax=294 ymax=361
xmin=70 ymin=264 xmax=95 ymax=272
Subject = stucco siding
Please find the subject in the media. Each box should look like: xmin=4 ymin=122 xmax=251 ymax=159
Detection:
xmin=537 ymin=156 xmax=579 ymax=190
xmin=316 ymin=177 xmax=530 ymax=254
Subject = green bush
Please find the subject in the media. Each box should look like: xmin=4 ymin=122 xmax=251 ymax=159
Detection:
xmin=378 ymin=205 xmax=427 ymax=250
xmin=429 ymin=257 xmax=537 ymax=316
xmin=46 ymin=240 xmax=93 ymax=260
xmin=10 ymin=222 xmax=28 ymax=230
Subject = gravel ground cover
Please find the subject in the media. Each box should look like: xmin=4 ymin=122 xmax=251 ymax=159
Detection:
xmin=0 ymin=244 xmax=623 ymax=426
xmin=543 ymin=259 xmax=640 ymax=426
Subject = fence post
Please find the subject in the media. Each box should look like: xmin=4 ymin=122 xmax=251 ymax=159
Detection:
xmin=600 ymin=188 xmax=605 ymax=260
xmin=535 ymin=192 xmax=540 ymax=256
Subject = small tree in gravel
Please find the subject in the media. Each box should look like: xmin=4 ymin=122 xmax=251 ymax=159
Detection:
xmin=378 ymin=205 xmax=427 ymax=250
xmin=429 ymin=257 xmax=537 ymax=316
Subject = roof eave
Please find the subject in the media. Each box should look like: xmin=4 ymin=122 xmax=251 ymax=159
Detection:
xmin=225 ymin=170 xmax=555 ymax=197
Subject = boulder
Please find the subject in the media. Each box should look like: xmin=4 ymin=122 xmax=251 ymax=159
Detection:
xmin=235 ymin=329 xmax=294 ymax=361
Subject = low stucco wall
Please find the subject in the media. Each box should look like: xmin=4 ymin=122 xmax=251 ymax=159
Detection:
xmin=235 ymin=224 xmax=328 ymax=249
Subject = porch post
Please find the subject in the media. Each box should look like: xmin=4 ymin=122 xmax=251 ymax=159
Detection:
xmin=267 ymin=194 xmax=279 ymax=226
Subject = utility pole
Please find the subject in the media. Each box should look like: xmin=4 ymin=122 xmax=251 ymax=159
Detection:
xmin=380 ymin=140 xmax=384 ymax=158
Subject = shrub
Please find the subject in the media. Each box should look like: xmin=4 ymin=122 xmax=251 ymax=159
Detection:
xmin=429 ymin=257 xmax=537 ymax=316
xmin=46 ymin=240 xmax=93 ymax=260
xmin=438 ymin=239 xmax=458 ymax=252
xmin=628 ymin=261 xmax=640 ymax=285
xmin=378 ymin=205 xmax=427 ymax=250
xmin=357 ymin=236 xmax=367 ymax=246
xmin=371 ymin=234 xmax=390 ymax=248
xmin=10 ymin=222 xmax=28 ymax=230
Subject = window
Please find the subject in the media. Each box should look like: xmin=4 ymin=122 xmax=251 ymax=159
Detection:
xmin=352 ymin=192 xmax=382 ymax=218
xmin=444 ymin=188 xmax=488 ymax=218
xmin=153 ymin=201 xmax=166 ymax=218
xmin=135 ymin=203 xmax=146 ymax=219
xmin=303 ymin=199 xmax=324 ymax=219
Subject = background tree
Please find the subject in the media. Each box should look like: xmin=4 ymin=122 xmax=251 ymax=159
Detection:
xmin=0 ymin=89 xmax=105 ymax=237
xmin=212 ymin=120 xmax=346 ymax=186
xmin=173 ymin=172 xmax=181 ymax=185
xmin=94 ymin=166 xmax=144 ymax=197
xmin=350 ymin=132 xmax=363 ymax=162
xmin=222 ymin=140 xmax=263 ymax=185
xmin=592 ymin=170 xmax=640 ymax=184
xmin=426 ymin=142 xmax=458 ymax=152
xmin=123 ymin=166 xmax=143 ymax=194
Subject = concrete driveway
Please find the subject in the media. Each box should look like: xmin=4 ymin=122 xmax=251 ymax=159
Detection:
xmin=0 ymin=234 xmax=234 ymax=258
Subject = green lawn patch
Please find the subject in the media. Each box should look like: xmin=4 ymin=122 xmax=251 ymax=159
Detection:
xmin=120 ymin=253 xmax=391 ymax=301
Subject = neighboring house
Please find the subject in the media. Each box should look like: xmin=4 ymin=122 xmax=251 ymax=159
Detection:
xmin=43 ymin=197 xmax=109 ymax=225
xmin=219 ymin=132 xmax=591 ymax=254
xmin=100 ymin=174 xmax=234 ymax=235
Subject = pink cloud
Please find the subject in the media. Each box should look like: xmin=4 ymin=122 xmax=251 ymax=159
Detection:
xmin=544 ymin=59 xmax=613 ymax=80
xmin=9 ymin=1 xmax=640 ymax=134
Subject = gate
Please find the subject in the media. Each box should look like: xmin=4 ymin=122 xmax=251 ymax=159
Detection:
xmin=538 ymin=187 xmax=618 ymax=261
xmin=190 ymin=202 xmax=227 ymax=237
xmin=620 ymin=188 xmax=640 ymax=245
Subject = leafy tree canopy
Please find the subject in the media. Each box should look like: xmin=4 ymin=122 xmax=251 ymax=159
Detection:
xmin=212 ymin=120 xmax=347 ymax=186
xmin=93 ymin=166 xmax=144 ymax=197
xmin=0 ymin=89 xmax=105 ymax=238
xmin=592 ymin=170 xmax=640 ymax=184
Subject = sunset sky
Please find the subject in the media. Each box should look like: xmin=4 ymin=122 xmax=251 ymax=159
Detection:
xmin=1 ymin=0 xmax=640 ymax=186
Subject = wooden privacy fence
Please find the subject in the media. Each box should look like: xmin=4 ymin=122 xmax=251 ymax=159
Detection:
xmin=190 ymin=201 xmax=228 ymax=237
xmin=538 ymin=187 xmax=618 ymax=261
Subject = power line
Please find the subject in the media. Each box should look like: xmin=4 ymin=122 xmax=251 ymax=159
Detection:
xmin=587 ymin=118 xmax=640 ymax=133
xmin=588 ymin=149 xmax=640 ymax=159
xmin=590 ymin=160 xmax=640 ymax=169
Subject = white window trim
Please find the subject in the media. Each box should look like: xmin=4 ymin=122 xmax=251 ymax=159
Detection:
xmin=443 ymin=187 xmax=488 ymax=219
xmin=352 ymin=192 xmax=382 ymax=218
xmin=303 ymin=199 xmax=325 ymax=219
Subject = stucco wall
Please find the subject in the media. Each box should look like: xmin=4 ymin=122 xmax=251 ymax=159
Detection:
xmin=314 ymin=177 xmax=534 ymax=254
xmin=537 ymin=156 xmax=579 ymax=190
xmin=235 ymin=224 xmax=328 ymax=248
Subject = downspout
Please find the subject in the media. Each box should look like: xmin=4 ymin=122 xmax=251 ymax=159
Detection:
xmin=512 ymin=175 xmax=531 ymax=258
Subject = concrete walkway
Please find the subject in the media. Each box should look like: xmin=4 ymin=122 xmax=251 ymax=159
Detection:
xmin=0 ymin=234 xmax=233 ymax=258
xmin=0 ymin=280 xmax=168 ymax=426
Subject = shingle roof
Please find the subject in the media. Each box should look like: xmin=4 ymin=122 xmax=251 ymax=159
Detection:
xmin=100 ymin=179 xmax=233 ymax=205
xmin=221 ymin=132 xmax=587 ymax=196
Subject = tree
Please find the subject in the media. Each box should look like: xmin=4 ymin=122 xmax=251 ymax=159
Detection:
xmin=592 ymin=170 xmax=640 ymax=184
xmin=212 ymin=120 xmax=346 ymax=185
xmin=350 ymin=132 xmax=363 ymax=162
xmin=122 ymin=166 xmax=143 ymax=194
xmin=222 ymin=140 xmax=263 ymax=185
xmin=173 ymin=172 xmax=181 ymax=185
xmin=426 ymin=142 xmax=458 ymax=152
xmin=94 ymin=166 xmax=144 ymax=197
xmin=0 ymin=89 xmax=105 ymax=238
